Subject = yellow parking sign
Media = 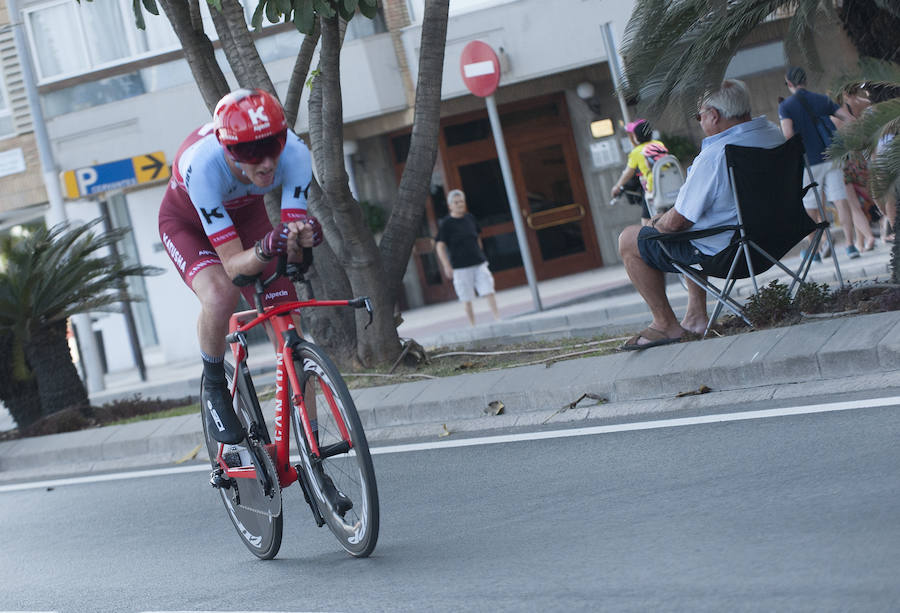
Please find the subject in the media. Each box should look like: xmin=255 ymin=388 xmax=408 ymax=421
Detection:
xmin=132 ymin=152 xmax=169 ymax=184
xmin=61 ymin=151 xmax=169 ymax=199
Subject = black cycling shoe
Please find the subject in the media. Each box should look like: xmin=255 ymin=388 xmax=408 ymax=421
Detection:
xmin=202 ymin=382 xmax=245 ymax=445
xmin=314 ymin=463 xmax=353 ymax=517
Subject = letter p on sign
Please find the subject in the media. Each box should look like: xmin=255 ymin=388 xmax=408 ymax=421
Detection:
xmin=76 ymin=168 xmax=99 ymax=195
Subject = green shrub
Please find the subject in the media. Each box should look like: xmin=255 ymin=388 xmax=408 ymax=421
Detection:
xmin=744 ymin=280 xmax=793 ymax=327
xmin=793 ymin=282 xmax=831 ymax=314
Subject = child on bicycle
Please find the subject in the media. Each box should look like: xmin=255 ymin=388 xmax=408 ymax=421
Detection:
xmin=610 ymin=119 xmax=670 ymax=225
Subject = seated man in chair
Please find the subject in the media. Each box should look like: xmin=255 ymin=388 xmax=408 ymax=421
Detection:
xmin=617 ymin=79 xmax=785 ymax=350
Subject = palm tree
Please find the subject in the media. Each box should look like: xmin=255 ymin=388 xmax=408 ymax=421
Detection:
xmin=0 ymin=220 xmax=160 ymax=428
xmin=620 ymin=0 xmax=900 ymax=279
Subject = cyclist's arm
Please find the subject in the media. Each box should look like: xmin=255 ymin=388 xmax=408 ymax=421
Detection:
xmin=215 ymin=221 xmax=306 ymax=277
xmin=611 ymin=165 xmax=636 ymax=197
xmin=278 ymin=133 xmax=314 ymax=225
xmin=215 ymin=237 xmax=272 ymax=278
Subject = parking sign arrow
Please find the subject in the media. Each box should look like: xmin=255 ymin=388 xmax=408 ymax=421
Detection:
xmin=140 ymin=154 xmax=165 ymax=179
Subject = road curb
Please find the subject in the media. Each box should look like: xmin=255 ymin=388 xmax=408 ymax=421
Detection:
xmin=2 ymin=312 xmax=899 ymax=482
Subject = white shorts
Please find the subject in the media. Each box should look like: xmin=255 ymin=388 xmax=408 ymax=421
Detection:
xmin=452 ymin=261 xmax=495 ymax=302
xmin=803 ymin=161 xmax=848 ymax=210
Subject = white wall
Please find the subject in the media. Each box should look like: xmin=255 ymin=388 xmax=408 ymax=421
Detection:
xmin=401 ymin=0 xmax=633 ymax=100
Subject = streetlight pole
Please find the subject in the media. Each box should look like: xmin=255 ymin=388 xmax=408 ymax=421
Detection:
xmin=6 ymin=0 xmax=105 ymax=393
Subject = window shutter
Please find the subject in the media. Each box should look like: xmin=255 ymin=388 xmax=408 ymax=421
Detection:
xmin=0 ymin=26 xmax=33 ymax=135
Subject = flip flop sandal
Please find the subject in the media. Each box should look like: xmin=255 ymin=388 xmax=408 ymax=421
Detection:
xmin=619 ymin=327 xmax=683 ymax=351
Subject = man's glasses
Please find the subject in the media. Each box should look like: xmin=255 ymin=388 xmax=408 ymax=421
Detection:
xmin=694 ymin=107 xmax=715 ymax=122
xmin=226 ymin=130 xmax=287 ymax=164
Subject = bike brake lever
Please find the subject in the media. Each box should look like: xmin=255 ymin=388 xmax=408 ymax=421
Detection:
xmin=348 ymin=296 xmax=373 ymax=329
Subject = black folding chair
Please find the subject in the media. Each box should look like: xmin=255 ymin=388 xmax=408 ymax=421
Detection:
xmin=646 ymin=135 xmax=842 ymax=336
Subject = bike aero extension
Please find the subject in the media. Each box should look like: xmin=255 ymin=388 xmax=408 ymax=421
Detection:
xmin=202 ymin=250 xmax=379 ymax=559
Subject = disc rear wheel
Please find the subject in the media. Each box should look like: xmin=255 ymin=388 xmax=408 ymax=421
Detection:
xmin=202 ymin=363 xmax=283 ymax=560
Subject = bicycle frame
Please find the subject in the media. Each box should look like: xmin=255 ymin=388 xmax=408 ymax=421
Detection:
xmin=215 ymin=270 xmax=371 ymax=490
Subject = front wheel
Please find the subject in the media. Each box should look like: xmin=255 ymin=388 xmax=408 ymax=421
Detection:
xmin=291 ymin=342 xmax=379 ymax=557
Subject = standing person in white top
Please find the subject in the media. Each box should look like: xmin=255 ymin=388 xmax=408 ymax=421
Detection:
xmin=617 ymin=79 xmax=785 ymax=350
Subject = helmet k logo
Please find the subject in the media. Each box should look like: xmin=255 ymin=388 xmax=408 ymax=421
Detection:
xmin=247 ymin=105 xmax=269 ymax=126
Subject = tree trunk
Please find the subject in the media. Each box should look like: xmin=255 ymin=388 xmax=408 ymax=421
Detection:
xmin=379 ymin=0 xmax=449 ymax=300
xmin=284 ymin=20 xmax=321 ymax=128
xmin=313 ymin=16 xmax=398 ymax=367
xmin=23 ymin=320 xmax=90 ymax=417
xmin=0 ymin=329 xmax=41 ymax=430
xmin=158 ymin=0 xmax=229 ymax=111
xmin=892 ymin=207 xmax=899 ymax=284
xmin=298 ymin=183 xmax=358 ymax=365
xmin=211 ymin=0 xmax=277 ymax=94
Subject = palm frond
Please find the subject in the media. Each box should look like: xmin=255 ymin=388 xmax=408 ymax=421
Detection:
xmin=829 ymin=98 xmax=900 ymax=157
xmin=622 ymin=0 xmax=811 ymax=117
xmin=0 ymin=220 xmax=162 ymax=338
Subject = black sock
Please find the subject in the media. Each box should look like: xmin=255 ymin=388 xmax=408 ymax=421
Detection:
xmin=201 ymin=352 xmax=225 ymax=387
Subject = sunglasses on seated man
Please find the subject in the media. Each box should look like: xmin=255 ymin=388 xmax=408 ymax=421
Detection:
xmin=226 ymin=130 xmax=288 ymax=164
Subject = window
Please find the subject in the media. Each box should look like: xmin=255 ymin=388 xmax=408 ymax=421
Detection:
xmin=24 ymin=0 xmax=180 ymax=83
xmin=345 ymin=6 xmax=387 ymax=40
xmin=0 ymin=74 xmax=15 ymax=139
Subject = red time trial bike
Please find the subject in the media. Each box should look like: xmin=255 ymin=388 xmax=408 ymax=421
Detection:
xmin=201 ymin=252 xmax=379 ymax=559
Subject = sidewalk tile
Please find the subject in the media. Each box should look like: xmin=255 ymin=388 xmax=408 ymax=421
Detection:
xmin=817 ymin=312 xmax=900 ymax=378
xmin=613 ymin=341 xmax=691 ymax=400
xmin=700 ymin=328 xmax=781 ymax=389
xmin=657 ymin=335 xmax=737 ymax=392
xmin=761 ymin=319 xmax=840 ymax=383
xmin=877 ymin=316 xmax=900 ymax=371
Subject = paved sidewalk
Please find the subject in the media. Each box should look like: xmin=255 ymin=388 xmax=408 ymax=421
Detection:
xmin=1 ymin=240 xmax=897 ymax=481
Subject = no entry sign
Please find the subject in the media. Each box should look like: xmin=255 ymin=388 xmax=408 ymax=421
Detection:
xmin=460 ymin=41 xmax=501 ymax=98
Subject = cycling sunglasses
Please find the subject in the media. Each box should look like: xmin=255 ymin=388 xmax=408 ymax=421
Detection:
xmin=226 ymin=130 xmax=288 ymax=164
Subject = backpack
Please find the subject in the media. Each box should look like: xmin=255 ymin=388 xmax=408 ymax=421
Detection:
xmin=648 ymin=154 xmax=685 ymax=215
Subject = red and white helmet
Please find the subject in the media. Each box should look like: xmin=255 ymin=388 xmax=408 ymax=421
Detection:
xmin=213 ymin=88 xmax=288 ymax=163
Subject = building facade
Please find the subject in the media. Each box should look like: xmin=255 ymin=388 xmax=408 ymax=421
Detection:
xmin=0 ymin=0 xmax=858 ymax=380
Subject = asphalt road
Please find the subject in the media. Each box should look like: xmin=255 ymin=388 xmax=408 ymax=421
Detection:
xmin=1 ymin=398 xmax=899 ymax=612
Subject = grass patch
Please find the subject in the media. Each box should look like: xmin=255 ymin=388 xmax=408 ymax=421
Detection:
xmin=107 ymin=402 xmax=199 ymax=426
xmin=341 ymin=335 xmax=625 ymax=389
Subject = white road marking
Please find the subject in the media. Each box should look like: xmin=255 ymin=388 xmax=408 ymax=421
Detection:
xmin=2 ymin=396 xmax=897 ymax=494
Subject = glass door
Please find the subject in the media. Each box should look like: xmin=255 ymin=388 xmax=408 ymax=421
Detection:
xmin=510 ymin=139 xmax=600 ymax=277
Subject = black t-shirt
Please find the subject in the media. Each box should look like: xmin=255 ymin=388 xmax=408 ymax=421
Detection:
xmin=436 ymin=213 xmax=486 ymax=269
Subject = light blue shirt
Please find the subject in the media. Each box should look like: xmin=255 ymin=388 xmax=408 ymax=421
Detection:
xmin=675 ymin=116 xmax=785 ymax=254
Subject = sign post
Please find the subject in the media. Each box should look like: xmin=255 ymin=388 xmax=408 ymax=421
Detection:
xmin=460 ymin=41 xmax=542 ymax=312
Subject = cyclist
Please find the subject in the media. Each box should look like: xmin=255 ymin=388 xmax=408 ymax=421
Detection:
xmin=610 ymin=119 xmax=670 ymax=225
xmin=159 ymin=89 xmax=350 ymax=512
xmin=158 ymin=88 xmax=314 ymax=444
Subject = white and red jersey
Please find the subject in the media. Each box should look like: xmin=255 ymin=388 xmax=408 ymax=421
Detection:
xmin=170 ymin=123 xmax=313 ymax=247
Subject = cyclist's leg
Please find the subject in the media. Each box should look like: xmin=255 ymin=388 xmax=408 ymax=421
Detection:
xmin=159 ymin=198 xmax=244 ymax=443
